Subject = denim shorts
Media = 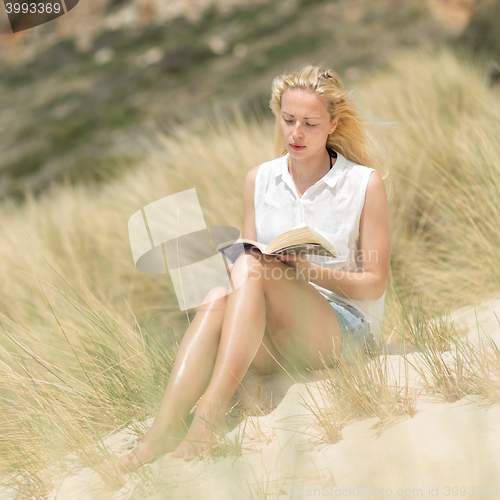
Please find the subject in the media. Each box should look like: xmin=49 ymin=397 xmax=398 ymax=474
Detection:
xmin=327 ymin=299 xmax=371 ymax=357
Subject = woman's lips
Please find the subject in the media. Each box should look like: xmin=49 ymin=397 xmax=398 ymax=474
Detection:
xmin=290 ymin=144 xmax=305 ymax=151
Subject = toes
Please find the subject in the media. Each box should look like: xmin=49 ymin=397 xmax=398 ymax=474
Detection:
xmin=184 ymin=449 xmax=196 ymax=461
xmin=172 ymin=443 xmax=189 ymax=459
xmin=182 ymin=443 xmax=205 ymax=461
xmin=171 ymin=447 xmax=182 ymax=459
xmin=119 ymin=447 xmax=150 ymax=471
xmin=171 ymin=446 xmax=186 ymax=459
xmin=119 ymin=452 xmax=138 ymax=472
xmin=172 ymin=442 xmax=195 ymax=461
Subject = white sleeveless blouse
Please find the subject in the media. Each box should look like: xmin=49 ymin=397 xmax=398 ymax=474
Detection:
xmin=254 ymin=151 xmax=386 ymax=346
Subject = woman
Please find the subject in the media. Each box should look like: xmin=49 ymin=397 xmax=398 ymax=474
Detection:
xmin=120 ymin=64 xmax=391 ymax=467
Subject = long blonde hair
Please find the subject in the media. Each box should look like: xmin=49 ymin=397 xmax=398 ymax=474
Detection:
xmin=269 ymin=64 xmax=387 ymax=178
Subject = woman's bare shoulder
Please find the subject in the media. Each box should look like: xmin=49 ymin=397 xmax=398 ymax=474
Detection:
xmin=242 ymin=165 xmax=261 ymax=240
xmin=245 ymin=164 xmax=261 ymax=183
xmin=244 ymin=155 xmax=283 ymax=194
xmin=243 ymin=164 xmax=261 ymax=196
xmin=365 ymin=170 xmax=388 ymax=204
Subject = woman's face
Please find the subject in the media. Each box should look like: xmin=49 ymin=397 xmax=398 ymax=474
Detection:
xmin=280 ymin=88 xmax=338 ymax=161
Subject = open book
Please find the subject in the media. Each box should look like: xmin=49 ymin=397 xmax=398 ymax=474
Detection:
xmin=216 ymin=225 xmax=338 ymax=263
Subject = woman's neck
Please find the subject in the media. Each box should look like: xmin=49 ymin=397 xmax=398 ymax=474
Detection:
xmin=287 ymin=148 xmax=335 ymax=185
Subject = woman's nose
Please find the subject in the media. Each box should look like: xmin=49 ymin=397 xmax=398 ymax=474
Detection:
xmin=292 ymin=123 xmax=303 ymax=138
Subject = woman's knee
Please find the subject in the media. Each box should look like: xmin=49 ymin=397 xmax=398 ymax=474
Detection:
xmin=233 ymin=250 xmax=285 ymax=279
xmin=201 ymin=286 xmax=230 ymax=306
xmin=231 ymin=251 xmax=267 ymax=288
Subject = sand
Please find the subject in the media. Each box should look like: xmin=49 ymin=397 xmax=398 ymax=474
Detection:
xmin=41 ymin=296 xmax=500 ymax=499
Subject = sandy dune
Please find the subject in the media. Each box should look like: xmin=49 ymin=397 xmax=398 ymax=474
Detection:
xmin=46 ymin=297 xmax=500 ymax=499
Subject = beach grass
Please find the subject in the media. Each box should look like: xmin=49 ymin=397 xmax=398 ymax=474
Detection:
xmin=1 ymin=47 xmax=500 ymax=497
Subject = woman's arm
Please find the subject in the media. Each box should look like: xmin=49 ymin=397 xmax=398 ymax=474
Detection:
xmin=226 ymin=165 xmax=260 ymax=274
xmin=279 ymin=171 xmax=391 ymax=301
xmin=242 ymin=165 xmax=260 ymax=240
xmin=355 ymin=170 xmax=391 ymax=299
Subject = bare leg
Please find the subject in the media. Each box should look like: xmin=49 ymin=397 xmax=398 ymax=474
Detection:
xmin=171 ymin=251 xmax=343 ymax=460
xmin=120 ymin=281 xmax=285 ymax=468
xmin=119 ymin=286 xmax=230 ymax=468
xmin=170 ymin=252 xmax=267 ymax=460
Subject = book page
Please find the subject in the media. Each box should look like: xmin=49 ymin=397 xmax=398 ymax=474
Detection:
xmin=274 ymin=243 xmax=335 ymax=258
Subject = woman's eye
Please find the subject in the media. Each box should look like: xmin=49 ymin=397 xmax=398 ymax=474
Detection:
xmin=283 ymin=118 xmax=316 ymax=126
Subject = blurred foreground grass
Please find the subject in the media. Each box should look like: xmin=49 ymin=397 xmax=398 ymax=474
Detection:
xmin=1 ymin=48 xmax=500 ymax=497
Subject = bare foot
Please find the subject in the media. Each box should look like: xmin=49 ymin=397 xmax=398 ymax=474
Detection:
xmin=119 ymin=418 xmax=185 ymax=470
xmin=171 ymin=410 xmax=227 ymax=461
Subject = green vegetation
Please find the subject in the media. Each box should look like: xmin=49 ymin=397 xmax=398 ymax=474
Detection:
xmin=456 ymin=0 xmax=500 ymax=58
xmin=0 ymin=0 xmax=461 ymax=202
xmin=3 ymin=146 xmax=52 ymax=179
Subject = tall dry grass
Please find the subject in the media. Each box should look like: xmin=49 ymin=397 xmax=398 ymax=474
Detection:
xmin=0 ymin=48 xmax=499 ymax=497
xmin=355 ymin=48 xmax=500 ymax=330
xmin=0 ymin=105 xmax=275 ymax=495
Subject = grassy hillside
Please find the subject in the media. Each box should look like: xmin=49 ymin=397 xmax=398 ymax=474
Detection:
xmin=0 ymin=48 xmax=499 ymax=496
xmin=0 ymin=0 xmax=454 ymax=202
xmin=456 ymin=0 xmax=500 ymax=58
xmin=355 ymin=47 xmax=500 ymax=325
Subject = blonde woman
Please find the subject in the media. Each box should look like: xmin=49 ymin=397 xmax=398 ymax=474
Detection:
xmin=120 ymin=64 xmax=391 ymax=467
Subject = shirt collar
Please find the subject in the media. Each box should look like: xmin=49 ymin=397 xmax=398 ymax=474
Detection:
xmin=273 ymin=150 xmax=346 ymax=189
